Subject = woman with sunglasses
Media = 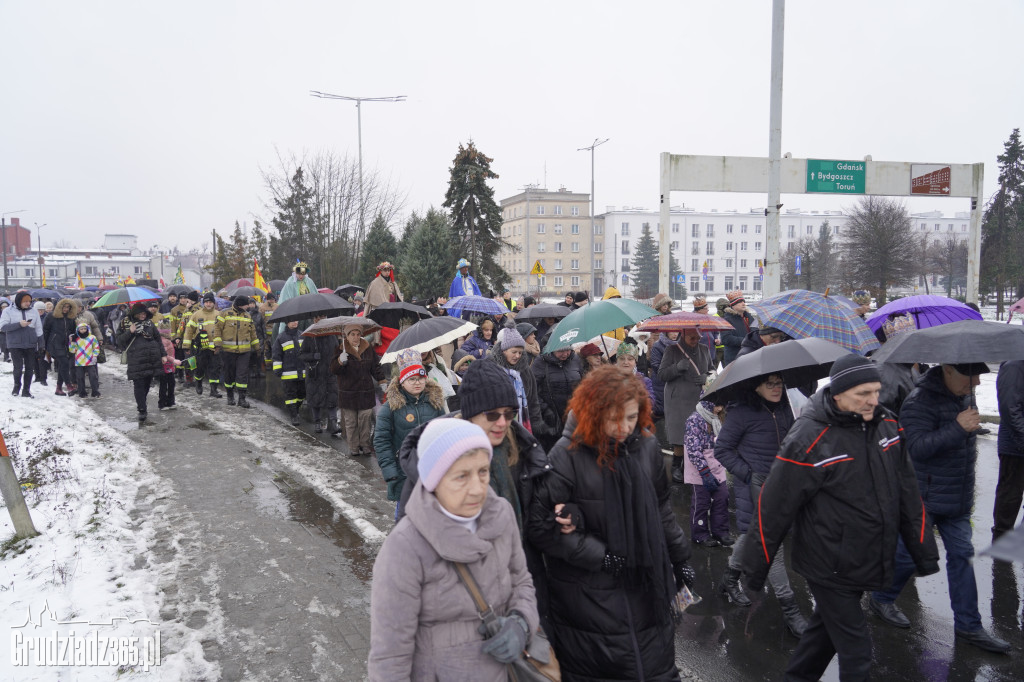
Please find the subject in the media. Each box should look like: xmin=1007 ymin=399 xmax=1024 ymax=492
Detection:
xmin=526 ymin=365 xmax=693 ymax=681
xmin=714 ymin=372 xmax=807 ymax=637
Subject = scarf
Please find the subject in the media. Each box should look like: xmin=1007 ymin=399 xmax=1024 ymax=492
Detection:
xmin=601 ymin=435 xmax=676 ymax=622
xmin=696 ymin=401 xmax=722 ymax=437
xmin=489 ymin=439 xmax=523 ymax=533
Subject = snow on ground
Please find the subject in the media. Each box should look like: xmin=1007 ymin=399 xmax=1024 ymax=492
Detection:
xmin=0 ymin=362 xmax=220 ymax=680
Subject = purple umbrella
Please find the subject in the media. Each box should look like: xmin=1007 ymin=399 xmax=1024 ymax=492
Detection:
xmin=865 ymin=294 xmax=982 ymax=333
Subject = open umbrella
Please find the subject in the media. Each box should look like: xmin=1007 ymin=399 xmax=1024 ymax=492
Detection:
xmin=443 ymin=295 xmax=507 ymax=317
xmin=92 ymin=286 xmax=162 ymax=308
xmin=29 ymin=288 xmax=60 ymax=299
xmin=636 ymin=311 xmax=733 ymax=333
xmin=223 ymin=278 xmax=253 ymax=292
xmin=267 ymin=292 xmax=353 ymax=324
xmin=97 ymin=284 xmax=118 ymax=291
xmin=544 ymin=299 xmax=659 ymax=353
xmin=301 ymin=315 xmax=381 ymax=338
xmin=72 ymin=291 xmax=97 ymax=300
xmin=229 ymin=286 xmax=268 ymax=299
xmin=750 ymin=294 xmax=880 ymax=355
xmin=757 ymin=288 xmax=860 ymax=311
xmin=871 ymin=320 xmax=1024 ymax=365
xmin=513 ymin=304 xmax=571 ymax=322
xmin=703 ymin=338 xmax=852 ymax=403
xmin=380 ymin=316 xmax=478 ymax=363
xmin=334 ymin=284 xmax=363 ymax=297
xmin=866 ymin=294 xmax=982 ymax=333
xmin=367 ymin=301 xmax=433 ymax=329
xmin=267 ymin=279 xmax=286 ymax=292
xmin=164 ymin=284 xmax=195 ymax=296
xmin=317 ymin=287 xmax=334 ymax=294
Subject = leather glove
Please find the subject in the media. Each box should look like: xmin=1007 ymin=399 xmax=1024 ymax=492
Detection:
xmin=602 ymin=553 xmax=627 ymax=578
xmin=674 ymin=562 xmax=696 ymax=590
xmin=698 ymin=466 xmax=719 ymax=493
xmin=480 ymin=613 xmax=528 ymax=664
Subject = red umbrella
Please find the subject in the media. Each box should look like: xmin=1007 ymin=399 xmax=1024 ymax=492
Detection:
xmin=317 ymin=287 xmax=333 ymax=294
xmin=636 ymin=312 xmax=733 ymax=332
xmin=223 ymin=278 xmax=253 ymax=291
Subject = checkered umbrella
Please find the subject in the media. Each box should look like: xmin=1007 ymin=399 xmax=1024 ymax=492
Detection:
xmin=636 ymin=311 xmax=733 ymax=332
xmin=750 ymin=294 xmax=879 ymax=355
xmin=443 ymin=295 xmax=507 ymax=317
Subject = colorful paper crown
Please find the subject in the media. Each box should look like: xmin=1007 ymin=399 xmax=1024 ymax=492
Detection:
xmin=882 ymin=313 xmax=916 ymax=340
xmin=851 ymin=290 xmax=871 ymax=306
xmin=457 ymin=258 xmax=471 ymax=269
xmin=377 ymin=261 xmax=394 ymax=271
xmin=294 ymin=261 xmax=309 ymax=274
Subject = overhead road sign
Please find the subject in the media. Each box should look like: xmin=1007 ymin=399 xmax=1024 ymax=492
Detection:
xmin=911 ymin=164 xmax=952 ymax=195
xmin=806 ymin=159 xmax=865 ymax=194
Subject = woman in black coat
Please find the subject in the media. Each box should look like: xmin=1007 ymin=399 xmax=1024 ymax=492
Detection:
xmin=530 ymin=345 xmax=583 ymax=451
xmin=43 ymin=298 xmax=81 ymax=395
xmin=116 ymin=302 xmax=166 ymax=421
xmin=527 ymin=366 xmax=692 ymax=681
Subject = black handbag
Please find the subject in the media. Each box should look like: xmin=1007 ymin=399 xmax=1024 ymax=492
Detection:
xmin=452 ymin=562 xmax=560 ymax=682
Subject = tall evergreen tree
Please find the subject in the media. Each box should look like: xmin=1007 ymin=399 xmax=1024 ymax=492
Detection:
xmin=630 ymin=222 xmax=660 ymax=298
xmin=225 ymin=221 xmax=249 ymax=280
xmin=442 ymin=141 xmax=513 ymax=291
xmin=356 ymin=214 xmax=399 ymax=287
xmin=402 ymin=208 xmax=460 ymax=300
xmin=270 ymin=167 xmax=316 ymax=280
xmin=206 ymin=233 xmax=233 ymax=289
xmin=668 ymin=244 xmax=687 ymax=300
xmin=981 ymin=128 xmax=1024 ymax=315
xmin=248 ymin=220 xmax=270 ymax=274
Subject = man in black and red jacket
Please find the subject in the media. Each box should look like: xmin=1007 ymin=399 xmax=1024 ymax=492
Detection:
xmin=741 ymin=354 xmax=939 ymax=681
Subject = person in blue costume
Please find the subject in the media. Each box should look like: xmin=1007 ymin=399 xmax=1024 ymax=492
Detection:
xmin=275 ymin=261 xmax=318 ymax=336
xmin=448 ymin=258 xmax=482 ymax=299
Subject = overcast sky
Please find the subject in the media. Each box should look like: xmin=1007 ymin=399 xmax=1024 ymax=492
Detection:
xmin=2 ymin=0 xmax=1021 ymax=255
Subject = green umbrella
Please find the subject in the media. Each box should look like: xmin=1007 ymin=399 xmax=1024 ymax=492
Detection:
xmin=543 ymin=299 xmax=659 ymax=353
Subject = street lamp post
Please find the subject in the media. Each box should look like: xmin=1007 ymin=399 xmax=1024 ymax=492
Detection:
xmin=1 ymin=210 xmax=26 ymax=291
xmin=35 ymin=223 xmax=47 ymax=287
xmin=309 ymin=90 xmax=405 ymax=269
xmin=578 ymin=138 xmax=608 ymax=296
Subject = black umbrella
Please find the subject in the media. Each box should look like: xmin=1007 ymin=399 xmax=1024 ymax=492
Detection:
xmin=334 ymin=283 xmax=363 ymax=297
xmin=268 ymin=293 xmax=353 ymax=324
xmin=870 ymin=320 xmax=1024 ymax=364
xmin=164 ymin=284 xmax=196 ymax=296
xmin=703 ymin=337 xmax=852 ymax=403
xmin=513 ymin=304 xmax=571 ymax=322
xmin=379 ymin=316 xmax=479 ymax=363
xmin=229 ymin=286 xmax=269 ymax=299
xmin=366 ymin=301 xmax=432 ymax=328
xmin=267 ymin=279 xmax=286 ymax=292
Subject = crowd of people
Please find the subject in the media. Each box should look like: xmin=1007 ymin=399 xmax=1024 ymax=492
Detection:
xmin=4 ymin=261 xmax=1022 ymax=681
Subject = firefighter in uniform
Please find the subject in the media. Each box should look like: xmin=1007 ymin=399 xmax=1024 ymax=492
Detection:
xmin=273 ymin=319 xmax=306 ymax=425
xmin=215 ymin=295 xmax=260 ymax=408
xmin=259 ymin=292 xmax=278 ymax=368
xmin=183 ymin=292 xmax=223 ymax=398
xmin=173 ymin=291 xmax=199 ymax=386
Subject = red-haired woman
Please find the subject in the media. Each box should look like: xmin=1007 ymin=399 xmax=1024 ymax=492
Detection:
xmin=527 ymin=365 xmax=692 ymax=681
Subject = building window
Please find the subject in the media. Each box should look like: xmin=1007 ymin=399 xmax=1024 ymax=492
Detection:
xmin=621 ymin=258 xmax=630 ymax=271
xmin=110 ymin=266 xmax=120 ymax=274
xmin=753 ymin=279 xmax=762 ymax=291
xmin=571 ymin=224 xmax=580 ymax=234
xmin=787 ymin=225 xmax=795 ymax=238
xmin=948 ymin=223 xmax=954 ymax=231
xmin=85 ymin=266 xmax=97 ymax=275
xmin=834 ymin=226 xmax=840 ymax=235
xmin=934 ymin=224 xmax=940 ymax=231
xmin=755 ymin=225 xmax=762 ymax=234
xmin=537 ymin=206 xmax=545 ymax=215
xmin=554 ymin=205 xmax=562 ymax=215
xmin=537 ymin=242 xmax=546 ymax=252
xmin=705 ymin=242 xmax=714 ymax=255
xmin=672 ymin=223 xmax=680 ymax=233
xmin=755 ymin=241 xmax=762 ymax=251
xmin=554 ymin=276 xmax=563 ymax=286
xmin=554 ymin=224 xmax=563 ymax=234
xmin=571 ymin=242 xmax=580 ymax=252
xmin=571 ymin=206 xmax=579 ymax=216
xmin=134 ymin=266 xmax=144 ymax=274
xmin=739 ymin=276 xmax=748 ymax=290
xmin=691 ymin=243 xmax=699 ymax=255
xmin=740 ymin=242 xmax=748 ymax=251
xmin=706 ymin=259 xmax=714 ymax=271
xmin=691 ymin=258 xmax=699 ymax=271
xmin=594 ymin=259 xmax=602 ymax=269
xmin=621 ymin=223 xmax=630 ymax=236
xmin=806 ymin=225 xmax=813 ymax=235
xmin=571 ymin=276 xmax=580 ymax=286
xmin=555 ymin=259 xmax=563 ymax=270
xmin=691 ymin=280 xmax=700 ymax=292
xmin=920 ymin=223 xmax=927 ymax=231
xmin=727 ymin=224 xmax=734 ymax=234
xmin=554 ymin=242 xmax=563 ymax=252
xmin=706 ymin=225 xmax=715 ymax=238
xmin=705 ymin=276 xmax=714 ymax=290
xmin=671 ymin=241 xmax=679 ymax=250
xmin=621 ymin=240 xmax=630 ymax=254
xmin=537 ymin=223 xmax=546 ymax=234
xmin=961 ymin=225 xmax=967 ymax=232
xmin=691 ymin=224 xmax=700 ymax=238
xmin=540 ymin=275 xmax=547 ymax=286
xmin=539 ymin=259 xmax=546 ymax=267
xmin=593 ymin=223 xmax=603 ymax=235
xmin=571 ymin=259 xmax=579 ymax=270
xmin=594 ymin=242 xmax=603 ymax=253
xmin=725 ymin=241 xmax=733 ymax=251
xmin=725 ymin=276 xmax=734 ymax=291
xmin=725 ymin=258 xmax=733 ymax=268
xmin=741 ymin=224 xmax=748 ymax=234
xmin=740 ymin=259 xmax=748 ymax=268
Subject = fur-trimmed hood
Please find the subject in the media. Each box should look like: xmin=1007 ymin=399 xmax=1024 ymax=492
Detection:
xmin=385 ymin=376 xmax=445 ymax=411
xmin=52 ymin=298 xmax=82 ymax=319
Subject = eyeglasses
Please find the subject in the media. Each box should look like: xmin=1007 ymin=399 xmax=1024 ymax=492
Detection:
xmin=482 ymin=408 xmax=517 ymax=422
xmin=404 ymin=375 xmax=427 ymax=382
xmin=762 ymin=380 xmax=784 ymax=389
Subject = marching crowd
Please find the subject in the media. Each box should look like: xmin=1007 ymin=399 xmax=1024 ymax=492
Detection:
xmin=3 ymin=259 xmax=1023 ymax=682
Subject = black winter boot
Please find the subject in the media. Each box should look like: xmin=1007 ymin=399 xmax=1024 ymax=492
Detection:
xmin=288 ymin=405 xmax=301 ymax=425
xmin=671 ymin=455 xmax=685 ymax=484
xmin=195 ymin=380 xmax=203 ymax=395
xmin=226 ymin=388 xmax=236 ymax=406
xmin=327 ymin=414 xmax=339 ymax=437
xmin=237 ymin=391 xmax=251 ymax=408
xmin=719 ymin=567 xmax=752 ymax=607
xmin=778 ymin=596 xmax=808 ymax=637
xmin=312 ymin=408 xmax=322 ymax=433
xmin=209 ymin=384 xmax=222 ymax=398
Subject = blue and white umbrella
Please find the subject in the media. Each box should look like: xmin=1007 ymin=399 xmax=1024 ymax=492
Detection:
xmin=443 ymin=295 xmax=507 ymax=317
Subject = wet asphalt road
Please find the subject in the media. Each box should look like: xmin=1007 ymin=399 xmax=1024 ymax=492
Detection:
xmin=93 ymin=366 xmax=1023 ymax=681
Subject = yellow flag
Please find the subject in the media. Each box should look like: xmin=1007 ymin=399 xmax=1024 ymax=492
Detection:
xmin=77 ymin=270 xmax=85 ymax=289
xmin=253 ymin=259 xmax=269 ymax=292
xmin=41 ymin=270 xmax=47 ymax=288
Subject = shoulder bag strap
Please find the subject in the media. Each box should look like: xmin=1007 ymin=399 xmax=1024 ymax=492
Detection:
xmin=453 ymin=562 xmax=501 ymax=634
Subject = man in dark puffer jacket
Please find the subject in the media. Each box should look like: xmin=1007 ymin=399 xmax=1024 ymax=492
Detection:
xmin=869 ymin=363 xmax=1010 ymax=654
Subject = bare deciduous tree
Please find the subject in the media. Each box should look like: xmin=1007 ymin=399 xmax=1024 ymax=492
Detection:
xmin=841 ymin=197 xmax=917 ymax=305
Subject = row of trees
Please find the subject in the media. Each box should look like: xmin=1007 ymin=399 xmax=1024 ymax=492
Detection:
xmin=981 ymin=128 xmax=1024 ymax=316
xmin=207 ymin=142 xmax=514 ymax=295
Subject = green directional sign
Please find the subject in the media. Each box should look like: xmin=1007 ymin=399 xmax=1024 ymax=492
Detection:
xmin=806 ymin=159 xmax=865 ymax=194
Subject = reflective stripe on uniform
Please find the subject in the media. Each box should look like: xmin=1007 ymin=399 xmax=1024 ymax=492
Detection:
xmin=281 ymin=371 xmax=299 ymax=380
xmin=281 ymin=341 xmax=295 ymax=351
xmin=285 ymin=398 xmax=303 ymax=405
xmin=273 ymin=362 xmax=283 ymax=370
